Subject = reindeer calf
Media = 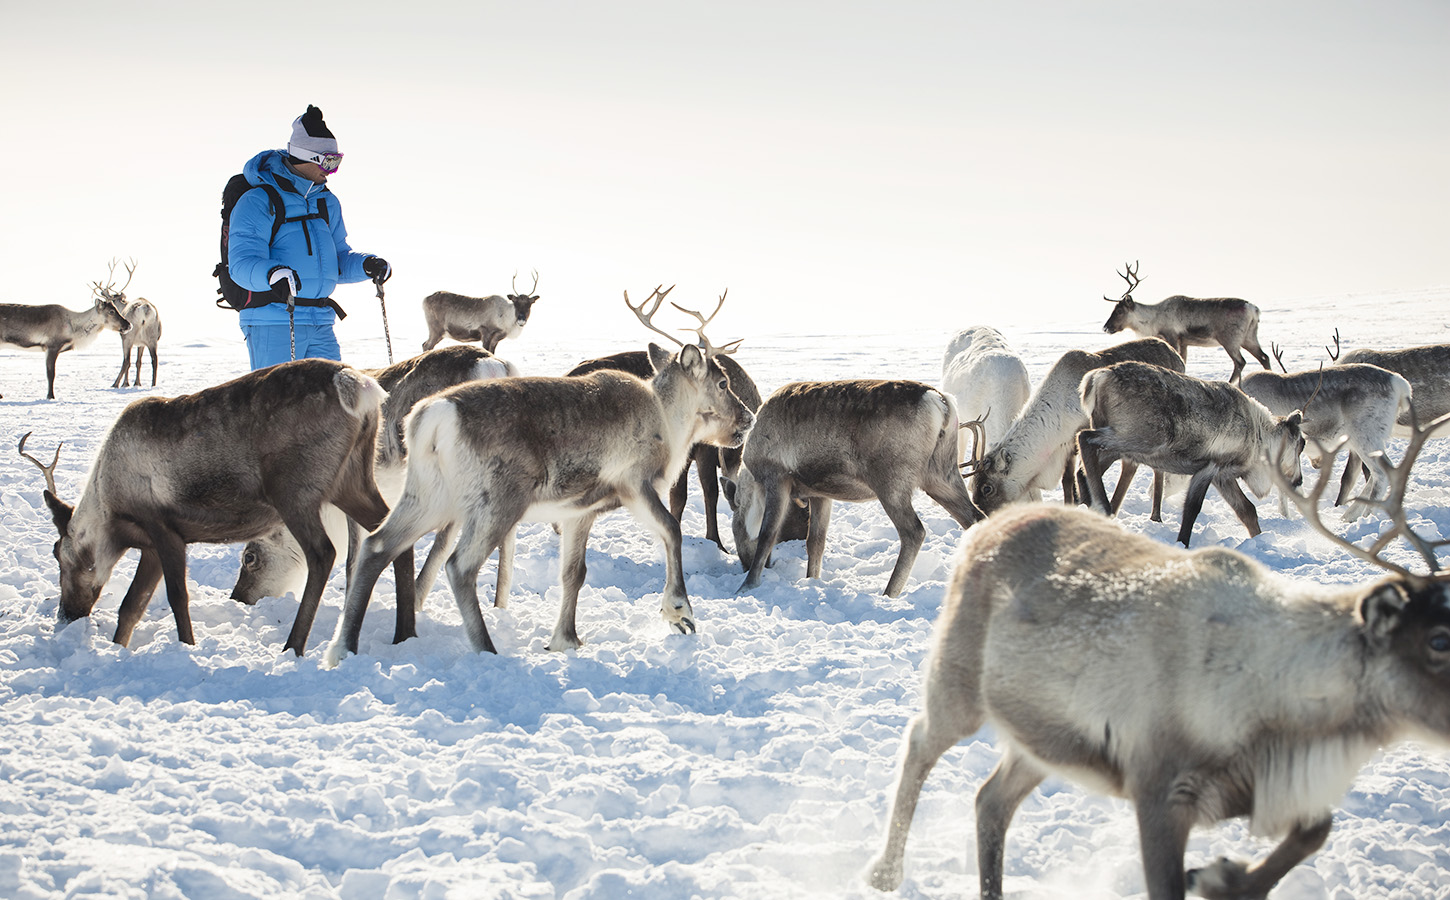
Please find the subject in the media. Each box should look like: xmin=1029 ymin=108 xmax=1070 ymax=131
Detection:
xmin=1242 ymin=363 xmax=1410 ymax=515
xmin=725 ymin=379 xmax=983 ymax=599
xmin=1078 ymin=360 xmax=1305 ymax=546
xmin=869 ymin=501 xmax=1450 ymax=900
xmin=420 ymin=271 xmax=539 ymax=353
xmin=113 ymin=298 xmax=161 ymax=387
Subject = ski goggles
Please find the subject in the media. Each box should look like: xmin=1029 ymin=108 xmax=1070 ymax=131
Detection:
xmin=289 ymin=144 xmax=344 ymax=174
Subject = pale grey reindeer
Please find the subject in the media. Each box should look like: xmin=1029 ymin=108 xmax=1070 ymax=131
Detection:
xmin=325 ymin=287 xmax=754 ymax=662
xmin=971 ymin=337 xmax=1184 ymax=515
xmin=231 ymin=346 xmax=521 ymax=637
xmin=724 ymin=379 xmax=985 ymax=599
xmin=112 ymin=297 xmax=162 ymax=387
xmin=1242 ymin=351 xmax=1410 ymax=517
xmin=1 ymin=258 xmax=133 ymax=399
xmin=1102 ymin=261 xmax=1272 ymax=383
xmin=420 ymin=269 xmax=539 ymax=353
xmin=869 ymin=414 xmax=1450 ymax=899
xmin=1332 ymin=338 xmax=1450 ymax=500
xmin=33 ymin=359 xmax=395 ymax=656
xmin=1078 ymin=360 xmax=1306 ymax=546
xmin=939 ymin=326 xmax=1030 ymax=467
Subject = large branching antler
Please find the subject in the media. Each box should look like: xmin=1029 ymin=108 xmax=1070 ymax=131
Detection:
xmin=1103 ymin=260 xmax=1143 ymax=303
xmin=1271 ymin=409 xmax=1450 ymax=582
xmin=671 ymin=289 xmax=743 ymax=356
xmin=624 ymin=285 xmax=683 ymax=347
xmin=93 ymin=257 xmax=138 ymax=303
xmin=511 ymin=269 xmax=540 ymax=298
xmin=18 ymin=431 xmax=62 ymax=495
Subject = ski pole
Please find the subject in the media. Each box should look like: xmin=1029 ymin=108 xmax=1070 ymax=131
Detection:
xmin=375 ymin=274 xmax=394 ymax=364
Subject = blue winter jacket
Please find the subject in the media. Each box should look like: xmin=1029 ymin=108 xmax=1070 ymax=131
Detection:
xmin=228 ymin=149 xmax=372 ymax=325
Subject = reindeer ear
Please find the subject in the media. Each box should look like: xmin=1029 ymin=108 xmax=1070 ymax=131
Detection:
xmin=43 ymin=490 xmax=73 ymax=537
xmin=646 ymin=342 xmax=674 ymax=374
xmin=677 ymin=343 xmax=707 ymax=379
xmin=1286 ymin=409 xmax=1304 ymax=429
xmin=1358 ymin=582 xmax=1410 ymax=648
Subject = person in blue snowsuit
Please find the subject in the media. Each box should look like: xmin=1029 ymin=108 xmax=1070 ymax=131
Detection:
xmin=227 ymin=104 xmax=390 ymax=369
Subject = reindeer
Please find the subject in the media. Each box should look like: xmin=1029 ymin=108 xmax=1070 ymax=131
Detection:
xmin=31 ymin=359 xmax=396 ymax=656
xmin=324 ymin=287 xmax=754 ymax=662
xmin=724 ymin=379 xmax=985 ymax=598
xmin=420 ymin=270 xmax=539 ymax=353
xmin=868 ymin=414 xmax=1450 ymax=899
xmin=1102 ymin=261 xmax=1272 ymax=383
xmin=565 ymin=288 xmax=807 ymax=552
xmin=1331 ymin=340 xmax=1450 ymax=501
xmin=231 ymin=346 xmax=522 ymax=630
xmin=971 ymin=337 xmax=1184 ymax=514
xmin=112 ymin=298 xmax=162 ymax=387
xmin=1078 ymin=360 xmax=1305 ymax=546
xmin=1242 ymin=353 xmax=1411 ymax=516
xmin=1 ymin=259 xmax=133 ymax=399
xmin=940 ymin=326 xmax=1030 ymax=468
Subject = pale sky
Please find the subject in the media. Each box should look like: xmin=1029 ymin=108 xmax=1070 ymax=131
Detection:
xmin=2 ymin=0 xmax=1446 ymax=353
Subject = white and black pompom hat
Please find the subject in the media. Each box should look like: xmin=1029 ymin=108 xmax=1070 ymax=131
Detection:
xmin=287 ymin=105 xmax=340 ymax=164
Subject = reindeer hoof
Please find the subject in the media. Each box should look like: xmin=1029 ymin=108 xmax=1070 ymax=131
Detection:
xmin=673 ymin=617 xmax=697 ymax=635
xmin=865 ymin=856 xmax=903 ymax=892
xmin=1187 ymin=857 xmax=1260 ymax=900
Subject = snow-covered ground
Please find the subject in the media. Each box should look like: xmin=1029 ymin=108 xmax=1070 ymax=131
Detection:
xmin=2 ymin=289 xmax=1449 ymax=899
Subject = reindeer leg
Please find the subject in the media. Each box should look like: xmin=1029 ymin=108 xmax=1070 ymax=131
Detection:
xmin=1059 ymin=445 xmax=1080 ymax=504
xmin=740 ymin=473 xmax=791 ymax=593
xmin=1188 ymin=815 xmax=1332 ymax=900
xmin=390 ymin=546 xmax=418 ymax=645
xmin=112 ymin=548 xmax=165 ymax=648
xmin=1109 ymin=459 xmax=1141 ymax=515
xmin=44 ymin=346 xmax=60 ymax=400
xmin=975 ymin=749 xmax=1049 ymax=900
xmin=113 ymin=348 xmax=128 ymax=388
xmin=1216 ymin=476 xmax=1262 ymax=538
xmin=669 ymin=458 xmax=691 ymax=523
xmin=281 ymin=513 xmax=337 ymax=657
xmin=624 ymin=482 xmax=694 ymax=635
xmin=142 ymin=527 xmax=195 ymax=647
xmin=494 ymin=527 xmax=515 ymax=609
xmin=444 ymin=516 xmax=506 ymax=654
xmin=1077 ymin=430 xmax=1115 ymax=514
xmin=877 ymin=490 xmax=925 ymax=598
xmin=1132 ymin=768 xmax=1198 ymax=900
xmin=697 ymin=448 xmax=726 ymax=551
xmin=1150 ymin=469 xmax=1165 ymax=522
xmin=548 ymin=514 xmax=596 ymax=651
xmin=1334 ymin=450 xmax=1363 ymax=507
xmin=414 ymin=523 xmax=457 ymax=611
xmin=326 ymin=503 xmax=435 ymax=663
xmin=1226 ymin=346 xmax=1248 ymax=384
xmin=804 ymin=497 xmax=832 ymax=579
xmin=1178 ymin=467 xmax=1217 ymax=547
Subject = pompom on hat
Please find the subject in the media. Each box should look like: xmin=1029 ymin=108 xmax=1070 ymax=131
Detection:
xmin=287 ymin=104 xmax=339 ymax=161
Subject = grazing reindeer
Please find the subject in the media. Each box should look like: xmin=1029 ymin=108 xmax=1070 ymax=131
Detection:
xmin=565 ymin=289 xmax=807 ymax=552
xmin=1078 ymin=360 xmax=1306 ymax=546
xmin=939 ymin=326 xmax=1030 ymax=467
xmin=32 ymin=359 xmax=395 ymax=656
xmin=231 ymin=346 xmax=522 ymax=628
xmin=1242 ymin=355 xmax=1411 ymax=516
xmin=724 ymin=379 xmax=985 ymax=598
xmin=420 ymin=269 xmax=539 ymax=352
xmin=1 ymin=259 xmax=133 ymax=399
xmin=868 ymin=414 xmax=1450 ymax=899
xmin=971 ymin=337 xmax=1184 ymax=514
xmin=1102 ymin=261 xmax=1272 ymax=383
xmin=325 ymin=287 xmax=754 ymax=661
xmin=113 ymin=298 xmax=162 ymax=387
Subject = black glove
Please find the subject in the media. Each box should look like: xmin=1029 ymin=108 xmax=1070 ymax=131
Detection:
xmin=268 ymin=267 xmax=298 ymax=306
xmin=363 ymin=256 xmax=392 ymax=283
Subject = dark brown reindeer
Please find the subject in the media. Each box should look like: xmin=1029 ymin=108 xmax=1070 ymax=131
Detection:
xmin=1077 ymin=360 xmax=1306 ymax=546
xmin=724 ymin=379 xmax=986 ymax=598
xmin=325 ymin=286 xmax=755 ymax=662
xmin=420 ymin=269 xmax=539 ymax=353
xmin=30 ymin=359 xmax=397 ymax=656
xmin=1102 ymin=261 xmax=1272 ymax=383
xmin=566 ymin=288 xmax=808 ymax=552
xmin=870 ymin=412 xmax=1450 ymax=900
xmin=1 ymin=259 xmax=133 ymax=399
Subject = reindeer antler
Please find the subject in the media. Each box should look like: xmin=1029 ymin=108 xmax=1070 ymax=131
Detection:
xmin=624 ymin=285 xmax=683 ymax=347
xmin=511 ymin=269 xmax=540 ymax=298
xmin=1325 ymin=327 xmax=1341 ymax=362
xmin=671 ymin=289 xmax=744 ymax=356
xmin=1271 ymin=410 xmax=1450 ymax=582
xmin=18 ymin=431 xmax=62 ymax=495
xmin=957 ymin=410 xmax=990 ymax=477
xmin=1104 ymin=260 xmax=1143 ymax=302
xmin=1271 ymin=343 xmax=1288 ymax=374
xmin=93 ymin=257 xmax=137 ymax=303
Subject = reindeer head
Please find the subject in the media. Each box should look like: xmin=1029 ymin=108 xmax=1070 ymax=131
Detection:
xmin=92 ymin=258 xmax=136 ymax=334
xmin=1102 ymin=260 xmax=1143 ymax=335
xmin=507 ymin=269 xmax=540 ymax=326
xmin=20 ymin=434 xmax=116 ymax=624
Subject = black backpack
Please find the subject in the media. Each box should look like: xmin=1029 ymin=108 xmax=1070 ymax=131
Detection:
xmin=212 ymin=173 xmax=331 ymax=310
